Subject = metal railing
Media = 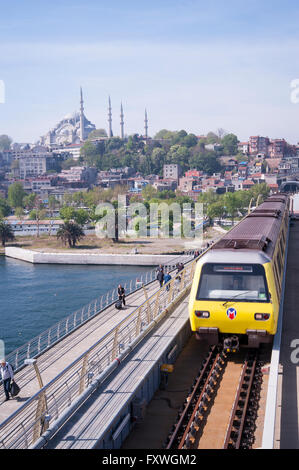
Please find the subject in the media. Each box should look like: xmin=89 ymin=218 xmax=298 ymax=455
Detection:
xmin=5 ymin=250 xmax=196 ymax=372
xmin=0 ymin=257 xmax=198 ymax=449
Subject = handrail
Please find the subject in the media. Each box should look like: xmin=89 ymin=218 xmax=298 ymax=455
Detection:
xmin=0 ymin=255 xmax=200 ymax=449
xmin=5 ymin=250 xmax=196 ymax=372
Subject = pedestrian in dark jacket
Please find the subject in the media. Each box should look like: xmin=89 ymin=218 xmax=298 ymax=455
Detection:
xmin=157 ymin=267 xmax=164 ymax=288
xmin=176 ymin=262 xmax=184 ymax=281
xmin=0 ymin=360 xmax=14 ymax=401
xmin=118 ymin=285 xmax=126 ymax=306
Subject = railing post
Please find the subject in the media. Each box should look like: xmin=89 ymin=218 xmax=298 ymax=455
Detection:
xmin=167 ymin=278 xmax=174 ymax=304
xmin=153 ymin=290 xmax=161 ymax=319
xmin=79 ymin=353 xmax=89 ymax=395
xmin=112 ymin=327 xmax=119 ymax=361
xmin=32 ymin=392 xmax=48 ymax=444
xmin=142 ymin=285 xmax=151 ymax=324
xmin=135 ymin=308 xmax=142 ymax=337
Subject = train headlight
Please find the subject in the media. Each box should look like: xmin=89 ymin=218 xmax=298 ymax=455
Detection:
xmin=254 ymin=313 xmax=270 ymax=321
xmin=195 ymin=310 xmax=210 ymax=318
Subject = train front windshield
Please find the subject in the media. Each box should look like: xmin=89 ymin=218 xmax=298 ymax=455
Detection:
xmin=196 ymin=263 xmax=270 ymax=302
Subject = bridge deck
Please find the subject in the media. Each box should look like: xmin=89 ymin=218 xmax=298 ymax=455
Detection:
xmin=0 ymin=278 xmax=161 ymax=424
xmin=45 ymin=296 xmax=190 ymax=449
xmin=274 ymin=218 xmax=299 ymax=448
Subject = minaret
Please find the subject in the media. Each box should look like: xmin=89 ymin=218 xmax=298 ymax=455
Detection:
xmin=108 ymin=96 xmax=113 ymax=137
xmin=79 ymin=87 xmax=85 ymax=141
xmin=120 ymin=102 xmax=124 ymax=139
xmin=144 ymin=108 xmax=148 ymax=140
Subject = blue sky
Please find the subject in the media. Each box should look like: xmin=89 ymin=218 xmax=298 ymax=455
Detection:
xmin=1 ymin=0 xmax=299 ymax=143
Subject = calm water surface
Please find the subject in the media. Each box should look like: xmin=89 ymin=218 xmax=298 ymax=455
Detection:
xmin=0 ymin=256 xmax=153 ymax=355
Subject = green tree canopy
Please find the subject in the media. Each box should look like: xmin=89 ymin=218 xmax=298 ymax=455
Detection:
xmin=8 ymin=182 xmax=26 ymax=208
xmin=0 ymin=220 xmax=15 ymax=246
xmin=0 ymin=198 xmax=11 ymax=217
xmin=221 ymin=133 xmax=239 ymax=155
xmin=0 ymin=135 xmax=12 ymax=152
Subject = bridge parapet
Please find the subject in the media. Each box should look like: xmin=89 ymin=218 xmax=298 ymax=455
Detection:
xmin=0 ymin=256 xmax=199 ymax=449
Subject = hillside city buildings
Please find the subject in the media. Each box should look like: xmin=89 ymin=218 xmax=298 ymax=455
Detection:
xmin=1 ymin=88 xmax=299 ymax=236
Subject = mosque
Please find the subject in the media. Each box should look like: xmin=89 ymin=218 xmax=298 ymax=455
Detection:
xmin=38 ymin=89 xmax=149 ymax=147
xmin=38 ymin=88 xmax=96 ymax=147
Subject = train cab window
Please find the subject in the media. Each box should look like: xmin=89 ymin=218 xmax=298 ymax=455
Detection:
xmin=196 ymin=264 xmax=270 ymax=302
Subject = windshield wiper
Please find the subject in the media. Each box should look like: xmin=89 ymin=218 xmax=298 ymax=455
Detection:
xmin=222 ymin=291 xmax=252 ymax=307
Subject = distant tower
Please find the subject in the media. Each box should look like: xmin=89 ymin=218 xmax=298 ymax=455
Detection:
xmin=108 ymin=96 xmax=113 ymax=137
xmin=79 ymin=87 xmax=85 ymax=141
xmin=120 ymin=102 xmax=124 ymax=139
xmin=144 ymin=108 xmax=148 ymax=140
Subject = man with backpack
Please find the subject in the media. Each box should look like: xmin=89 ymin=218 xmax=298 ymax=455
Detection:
xmin=0 ymin=360 xmax=14 ymax=401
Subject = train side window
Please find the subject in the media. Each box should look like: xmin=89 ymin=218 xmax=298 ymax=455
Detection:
xmin=273 ymin=258 xmax=281 ymax=292
xmin=277 ymin=251 xmax=283 ymax=275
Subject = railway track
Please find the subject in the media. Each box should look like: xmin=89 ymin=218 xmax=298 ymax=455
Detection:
xmin=164 ymin=346 xmax=263 ymax=450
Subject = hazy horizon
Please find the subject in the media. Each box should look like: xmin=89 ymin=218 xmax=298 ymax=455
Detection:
xmin=1 ymin=0 xmax=299 ymax=144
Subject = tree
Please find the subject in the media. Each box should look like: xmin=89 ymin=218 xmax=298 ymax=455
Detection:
xmin=222 ymin=133 xmax=239 ymax=155
xmin=207 ymin=200 xmax=225 ymax=223
xmin=8 ymin=182 xmax=26 ymax=208
xmin=249 ymin=183 xmax=270 ymax=204
xmin=198 ymin=190 xmax=219 ymax=217
xmin=60 ymin=206 xmax=75 ymax=222
xmin=223 ymin=192 xmax=241 ymax=224
xmin=29 ymin=207 xmax=47 ymax=237
xmin=206 ymin=132 xmax=220 ymax=144
xmin=15 ymin=207 xmax=25 ymax=220
xmin=73 ymin=208 xmax=90 ymax=226
xmin=87 ymin=128 xmax=107 ymax=139
xmin=57 ymin=221 xmax=85 ymax=248
xmin=0 ymin=198 xmax=11 ymax=217
xmin=48 ymin=195 xmax=59 ymax=217
xmin=0 ymin=220 xmax=15 ymax=246
xmin=0 ymin=135 xmax=12 ymax=152
xmin=23 ymin=193 xmax=37 ymax=211
xmin=190 ymin=151 xmax=221 ymax=175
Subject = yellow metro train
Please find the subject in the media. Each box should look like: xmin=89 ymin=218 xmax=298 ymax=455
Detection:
xmin=189 ymin=194 xmax=289 ymax=351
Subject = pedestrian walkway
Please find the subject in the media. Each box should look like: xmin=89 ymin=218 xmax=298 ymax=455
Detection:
xmin=0 ymin=279 xmax=161 ymax=425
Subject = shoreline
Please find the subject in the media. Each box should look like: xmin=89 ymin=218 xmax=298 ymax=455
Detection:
xmin=4 ymin=246 xmax=192 ymax=266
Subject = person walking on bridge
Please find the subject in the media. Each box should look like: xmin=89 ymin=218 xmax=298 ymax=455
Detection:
xmin=118 ymin=284 xmax=126 ymax=306
xmin=156 ymin=265 xmax=164 ymax=288
xmin=0 ymin=360 xmax=14 ymax=401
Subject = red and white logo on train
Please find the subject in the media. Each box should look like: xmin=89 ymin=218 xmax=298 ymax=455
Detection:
xmin=226 ymin=307 xmax=237 ymax=320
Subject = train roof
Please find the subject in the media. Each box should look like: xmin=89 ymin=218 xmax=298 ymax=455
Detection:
xmin=198 ymin=250 xmax=271 ymax=266
xmin=211 ymin=194 xmax=289 ymax=259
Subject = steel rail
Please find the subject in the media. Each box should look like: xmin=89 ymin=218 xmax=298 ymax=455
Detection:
xmin=165 ymin=346 xmax=227 ymax=450
xmin=223 ymin=351 xmax=259 ymax=449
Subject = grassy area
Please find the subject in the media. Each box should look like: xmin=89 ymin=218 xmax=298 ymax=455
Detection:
xmin=3 ymin=227 xmax=220 ymax=255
